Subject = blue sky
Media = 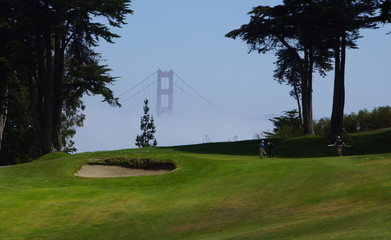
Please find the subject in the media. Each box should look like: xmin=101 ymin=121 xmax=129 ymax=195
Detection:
xmin=73 ymin=0 xmax=391 ymax=152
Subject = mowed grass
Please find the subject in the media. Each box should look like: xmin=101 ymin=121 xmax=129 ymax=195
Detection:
xmin=1 ymin=130 xmax=391 ymax=240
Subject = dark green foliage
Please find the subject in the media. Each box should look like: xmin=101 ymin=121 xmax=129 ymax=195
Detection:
xmin=355 ymin=106 xmax=391 ymax=132
xmin=370 ymin=106 xmax=391 ymax=129
xmin=379 ymin=0 xmax=391 ymax=23
xmin=314 ymin=106 xmax=391 ymax=136
xmin=325 ymin=0 xmax=380 ymax=135
xmin=88 ymin=157 xmax=176 ymax=170
xmin=265 ymin=106 xmax=391 ymax=138
xmin=0 ymin=81 xmax=40 ymax=165
xmin=135 ymin=99 xmax=158 ymax=148
xmin=263 ymin=110 xmax=304 ymax=138
xmin=174 ymin=128 xmax=391 ymax=158
xmin=343 ymin=112 xmax=359 ymax=133
xmin=226 ymin=1 xmax=387 ymax=136
xmin=61 ymin=98 xmax=85 ymax=153
xmin=0 ymin=0 xmax=133 ymax=159
xmin=274 ymin=49 xmax=303 ymax=121
xmin=226 ymin=1 xmax=337 ymax=135
xmin=314 ymin=117 xmax=331 ymax=136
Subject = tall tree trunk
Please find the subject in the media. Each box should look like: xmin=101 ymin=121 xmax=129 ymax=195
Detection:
xmin=304 ymin=77 xmax=314 ymax=135
xmin=52 ymin=34 xmax=65 ymax=152
xmin=293 ymin=81 xmax=303 ymax=124
xmin=301 ymin=48 xmax=315 ymax=135
xmin=282 ymin=42 xmax=315 ymax=135
xmin=34 ymin=27 xmax=57 ymax=155
xmin=330 ymin=31 xmax=346 ymax=136
xmin=0 ymin=87 xmax=8 ymax=151
xmin=33 ymin=4 xmax=68 ymax=154
xmin=31 ymin=14 xmax=67 ymax=154
xmin=42 ymin=31 xmax=56 ymax=154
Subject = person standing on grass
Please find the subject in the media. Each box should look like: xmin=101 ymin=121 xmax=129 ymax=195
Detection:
xmin=259 ymin=140 xmax=267 ymax=159
xmin=334 ymin=136 xmax=346 ymax=157
xmin=268 ymin=142 xmax=275 ymax=158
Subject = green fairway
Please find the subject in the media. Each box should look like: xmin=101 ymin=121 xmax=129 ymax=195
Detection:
xmin=1 ymin=130 xmax=391 ymax=240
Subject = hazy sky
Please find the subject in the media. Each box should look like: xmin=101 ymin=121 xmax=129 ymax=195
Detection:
xmin=73 ymin=0 xmax=391 ymax=152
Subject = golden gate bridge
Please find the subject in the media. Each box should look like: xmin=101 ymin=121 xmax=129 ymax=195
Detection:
xmin=118 ymin=70 xmax=216 ymax=116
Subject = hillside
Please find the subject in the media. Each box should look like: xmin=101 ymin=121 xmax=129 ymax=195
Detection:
xmin=0 ymin=129 xmax=390 ymax=240
xmin=174 ymin=128 xmax=391 ymax=157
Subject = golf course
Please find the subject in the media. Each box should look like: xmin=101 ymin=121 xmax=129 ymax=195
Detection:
xmin=1 ymin=129 xmax=391 ymax=240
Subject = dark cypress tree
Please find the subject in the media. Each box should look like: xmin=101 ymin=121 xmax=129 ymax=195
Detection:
xmin=321 ymin=0 xmax=379 ymax=136
xmin=226 ymin=1 xmax=332 ymax=135
xmin=0 ymin=0 xmax=133 ymax=156
xmin=135 ymin=99 xmax=158 ymax=148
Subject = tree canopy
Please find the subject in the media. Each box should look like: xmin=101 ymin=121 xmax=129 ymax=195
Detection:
xmin=226 ymin=1 xmax=333 ymax=134
xmin=227 ymin=0 xmax=388 ymax=136
xmin=0 ymin=0 xmax=133 ymax=162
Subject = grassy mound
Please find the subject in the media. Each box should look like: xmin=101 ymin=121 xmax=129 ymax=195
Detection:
xmin=0 ymin=129 xmax=390 ymax=240
xmin=173 ymin=128 xmax=391 ymax=157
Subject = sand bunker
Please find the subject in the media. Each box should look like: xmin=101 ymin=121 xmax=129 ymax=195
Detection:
xmin=75 ymin=165 xmax=172 ymax=178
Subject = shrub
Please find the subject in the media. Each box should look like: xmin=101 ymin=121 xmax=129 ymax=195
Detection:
xmin=355 ymin=106 xmax=391 ymax=131
xmin=371 ymin=106 xmax=391 ymax=129
xmin=264 ymin=110 xmax=303 ymax=138
xmin=343 ymin=113 xmax=358 ymax=133
xmin=357 ymin=109 xmax=372 ymax=131
xmin=314 ymin=106 xmax=391 ymax=136
xmin=314 ymin=117 xmax=330 ymax=136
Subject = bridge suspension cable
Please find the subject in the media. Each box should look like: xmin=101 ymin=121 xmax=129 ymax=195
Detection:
xmin=120 ymin=80 xmax=157 ymax=104
xmin=173 ymin=82 xmax=210 ymax=112
xmin=174 ymin=72 xmax=217 ymax=110
xmin=118 ymin=70 xmax=217 ymax=112
xmin=118 ymin=71 xmax=157 ymax=99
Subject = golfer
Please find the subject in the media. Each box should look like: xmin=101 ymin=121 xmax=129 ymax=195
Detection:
xmin=259 ymin=140 xmax=267 ymax=159
xmin=268 ymin=142 xmax=275 ymax=158
xmin=334 ymin=136 xmax=346 ymax=157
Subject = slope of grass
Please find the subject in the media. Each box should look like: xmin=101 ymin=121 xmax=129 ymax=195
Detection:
xmin=0 ymin=129 xmax=390 ymax=240
xmin=174 ymin=128 xmax=391 ymax=157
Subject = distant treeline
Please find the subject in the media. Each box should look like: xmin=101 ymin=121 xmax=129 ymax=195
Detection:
xmin=315 ymin=106 xmax=391 ymax=136
xmin=264 ymin=106 xmax=391 ymax=138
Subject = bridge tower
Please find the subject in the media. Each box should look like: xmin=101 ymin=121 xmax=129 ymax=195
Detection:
xmin=156 ymin=69 xmax=174 ymax=116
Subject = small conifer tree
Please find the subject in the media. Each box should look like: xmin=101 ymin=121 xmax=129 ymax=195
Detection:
xmin=135 ymin=99 xmax=158 ymax=148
